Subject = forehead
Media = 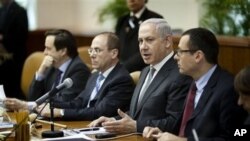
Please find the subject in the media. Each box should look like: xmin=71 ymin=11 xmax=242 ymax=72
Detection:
xmin=91 ymin=35 xmax=108 ymax=49
xmin=139 ymin=23 xmax=158 ymax=38
xmin=45 ymin=35 xmax=56 ymax=47
xmin=178 ymin=35 xmax=190 ymax=49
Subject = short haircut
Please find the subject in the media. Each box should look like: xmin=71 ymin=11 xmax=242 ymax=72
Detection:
xmin=182 ymin=28 xmax=219 ymax=64
xmin=97 ymin=32 xmax=121 ymax=57
xmin=141 ymin=18 xmax=172 ymax=39
xmin=45 ymin=29 xmax=78 ymax=58
xmin=234 ymin=66 xmax=250 ymax=96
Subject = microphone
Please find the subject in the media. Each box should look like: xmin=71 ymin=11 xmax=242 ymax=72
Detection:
xmin=35 ymin=78 xmax=73 ymax=106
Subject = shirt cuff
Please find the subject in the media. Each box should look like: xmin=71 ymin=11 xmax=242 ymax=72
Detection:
xmin=35 ymin=72 xmax=45 ymax=81
xmin=27 ymin=102 xmax=37 ymax=111
xmin=60 ymin=109 xmax=64 ymax=116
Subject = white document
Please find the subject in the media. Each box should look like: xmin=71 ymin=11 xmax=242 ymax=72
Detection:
xmin=43 ymin=133 xmax=95 ymax=141
xmin=0 ymin=85 xmax=6 ymax=101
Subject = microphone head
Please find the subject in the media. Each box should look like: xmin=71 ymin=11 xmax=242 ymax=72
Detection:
xmin=63 ymin=78 xmax=73 ymax=88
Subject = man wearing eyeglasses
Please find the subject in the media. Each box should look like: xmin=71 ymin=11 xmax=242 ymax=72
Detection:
xmin=36 ymin=32 xmax=135 ymax=120
xmin=143 ymin=28 xmax=247 ymax=141
xmin=89 ymin=18 xmax=192 ymax=134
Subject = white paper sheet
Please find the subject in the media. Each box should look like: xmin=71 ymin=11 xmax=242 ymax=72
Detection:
xmin=0 ymin=85 xmax=6 ymax=101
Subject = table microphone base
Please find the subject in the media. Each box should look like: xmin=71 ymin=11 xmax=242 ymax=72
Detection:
xmin=42 ymin=130 xmax=64 ymax=138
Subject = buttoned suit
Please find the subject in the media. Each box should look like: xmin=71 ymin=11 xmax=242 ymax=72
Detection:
xmin=53 ymin=63 xmax=135 ymax=120
xmin=115 ymin=8 xmax=163 ymax=72
xmin=128 ymin=56 xmax=192 ymax=133
xmin=182 ymin=66 xmax=247 ymax=141
xmin=28 ymin=56 xmax=91 ymax=102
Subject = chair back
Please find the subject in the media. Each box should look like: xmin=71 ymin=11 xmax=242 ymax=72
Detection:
xmin=130 ymin=71 xmax=141 ymax=85
xmin=77 ymin=46 xmax=92 ymax=70
xmin=21 ymin=52 xmax=44 ymax=97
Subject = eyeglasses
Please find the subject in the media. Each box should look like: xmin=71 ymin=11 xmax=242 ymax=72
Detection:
xmin=88 ymin=48 xmax=103 ymax=55
xmin=175 ymin=49 xmax=198 ymax=56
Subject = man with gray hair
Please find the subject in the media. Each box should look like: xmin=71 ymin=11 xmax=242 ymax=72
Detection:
xmin=89 ymin=18 xmax=192 ymax=134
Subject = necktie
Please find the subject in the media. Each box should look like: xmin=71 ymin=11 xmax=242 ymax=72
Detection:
xmin=179 ymin=82 xmax=197 ymax=137
xmin=88 ymin=73 xmax=105 ymax=106
xmin=137 ymin=67 xmax=155 ymax=106
xmin=129 ymin=15 xmax=138 ymax=29
xmin=95 ymin=73 xmax=105 ymax=92
xmin=54 ymin=69 xmax=62 ymax=87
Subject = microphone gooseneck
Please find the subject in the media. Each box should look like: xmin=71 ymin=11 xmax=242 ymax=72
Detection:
xmin=35 ymin=78 xmax=73 ymax=106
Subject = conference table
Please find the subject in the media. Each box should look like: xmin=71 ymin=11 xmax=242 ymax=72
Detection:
xmin=5 ymin=112 xmax=144 ymax=141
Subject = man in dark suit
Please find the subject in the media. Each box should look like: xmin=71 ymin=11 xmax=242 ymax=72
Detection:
xmin=3 ymin=29 xmax=91 ymax=110
xmin=143 ymin=28 xmax=247 ymax=141
xmin=37 ymin=32 xmax=135 ymax=120
xmin=116 ymin=0 xmax=163 ymax=72
xmin=89 ymin=19 xmax=191 ymax=134
xmin=28 ymin=29 xmax=91 ymax=102
xmin=0 ymin=0 xmax=28 ymax=99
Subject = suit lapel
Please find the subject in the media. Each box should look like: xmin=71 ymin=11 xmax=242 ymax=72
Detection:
xmin=130 ymin=67 xmax=148 ymax=117
xmin=92 ymin=64 xmax=120 ymax=101
xmin=133 ymin=57 xmax=176 ymax=118
xmin=190 ymin=67 xmax=219 ymax=120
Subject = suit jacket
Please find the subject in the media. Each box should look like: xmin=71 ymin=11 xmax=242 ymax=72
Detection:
xmin=128 ymin=56 xmax=192 ymax=133
xmin=53 ymin=63 xmax=135 ymax=120
xmin=0 ymin=1 xmax=28 ymax=99
xmin=115 ymin=8 xmax=163 ymax=72
xmin=182 ymin=66 xmax=248 ymax=141
xmin=28 ymin=56 xmax=91 ymax=102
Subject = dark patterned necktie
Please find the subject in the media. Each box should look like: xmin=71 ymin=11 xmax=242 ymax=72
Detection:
xmin=54 ymin=69 xmax=62 ymax=87
xmin=179 ymin=82 xmax=197 ymax=137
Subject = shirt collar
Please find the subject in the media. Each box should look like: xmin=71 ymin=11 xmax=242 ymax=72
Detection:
xmin=130 ymin=6 xmax=146 ymax=19
xmin=58 ymin=59 xmax=72 ymax=73
xmin=195 ymin=65 xmax=217 ymax=91
xmin=152 ymin=51 xmax=174 ymax=73
xmin=100 ymin=64 xmax=116 ymax=78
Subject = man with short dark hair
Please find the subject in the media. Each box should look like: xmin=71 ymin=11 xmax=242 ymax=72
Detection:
xmin=143 ymin=28 xmax=247 ymax=141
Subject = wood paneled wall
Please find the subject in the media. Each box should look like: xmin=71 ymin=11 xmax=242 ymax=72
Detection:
xmin=27 ymin=30 xmax=250 ymax=75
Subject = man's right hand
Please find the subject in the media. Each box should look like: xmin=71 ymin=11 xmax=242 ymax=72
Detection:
xmin=3 ymin=98 xmax=28 ymax=111
xmin=88 ymin=116 xmax=115 ymax=127
xmin=37 ymin=55 xmax=54 ymax=75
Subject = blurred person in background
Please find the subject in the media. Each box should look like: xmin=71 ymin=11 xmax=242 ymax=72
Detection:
xmin=116 ymin=0 xmax=163 ymax=72
xmin=0 ymin=0 xmax=28 ymax=99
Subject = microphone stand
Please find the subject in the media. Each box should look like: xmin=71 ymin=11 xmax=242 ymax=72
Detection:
xmin=41 ymin=95 xmax=63 ymax=138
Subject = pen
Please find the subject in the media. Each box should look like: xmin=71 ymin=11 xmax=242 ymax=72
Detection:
xmin=79 ymin=127 xmax=100 ymax=132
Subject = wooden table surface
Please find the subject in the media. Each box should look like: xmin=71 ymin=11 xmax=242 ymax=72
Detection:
xmin=4 ymin=112 xmax=144 ymax=141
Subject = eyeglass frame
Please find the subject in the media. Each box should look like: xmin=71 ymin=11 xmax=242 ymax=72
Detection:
xmin=175 ymin=48 xmax=198 ymax=56
xmin=88 ymin=48 xmax=104 ymax=55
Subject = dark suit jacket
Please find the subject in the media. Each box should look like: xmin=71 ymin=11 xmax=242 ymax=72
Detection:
xmin=115 ymin=8 xmax=163 ymax=72
xmin=28 ymin=56 xmax=91 ymax=102
xmin=182 ymin=66 xmax=247 ymax=141
xmin=53 ymin=63 xmax=135 ymax=120
xmin=0 ymin=1 xmax=28 ymax=99
xmin=128 ymin=56 xmax=192 ymax=133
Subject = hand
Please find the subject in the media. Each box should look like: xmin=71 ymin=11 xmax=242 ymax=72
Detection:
xmin=143 ymin=126 xmax=162 ymax=140
xmin=153 ymin=132 xmax=187 ymax=141
xmin=37 ymin=55 xmax=54 ymax=74
xmin=88 ymin=116 xmax=115 ymax=127
xmin=3 ymin=98 xmax=28 ymax=111
xmin=102 ymin=109 xmax=136 ymax=134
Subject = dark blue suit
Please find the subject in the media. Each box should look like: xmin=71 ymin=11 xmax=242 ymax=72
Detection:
xmin=128 ymin=56 xmax=192 ymax=133
xmin=54 ymin=63 xmax=135 ymax=120
xmin=182 ymin=66 xmax=247 ymax=141
xmin=28 ymin=56 xmax=91 ymax=102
